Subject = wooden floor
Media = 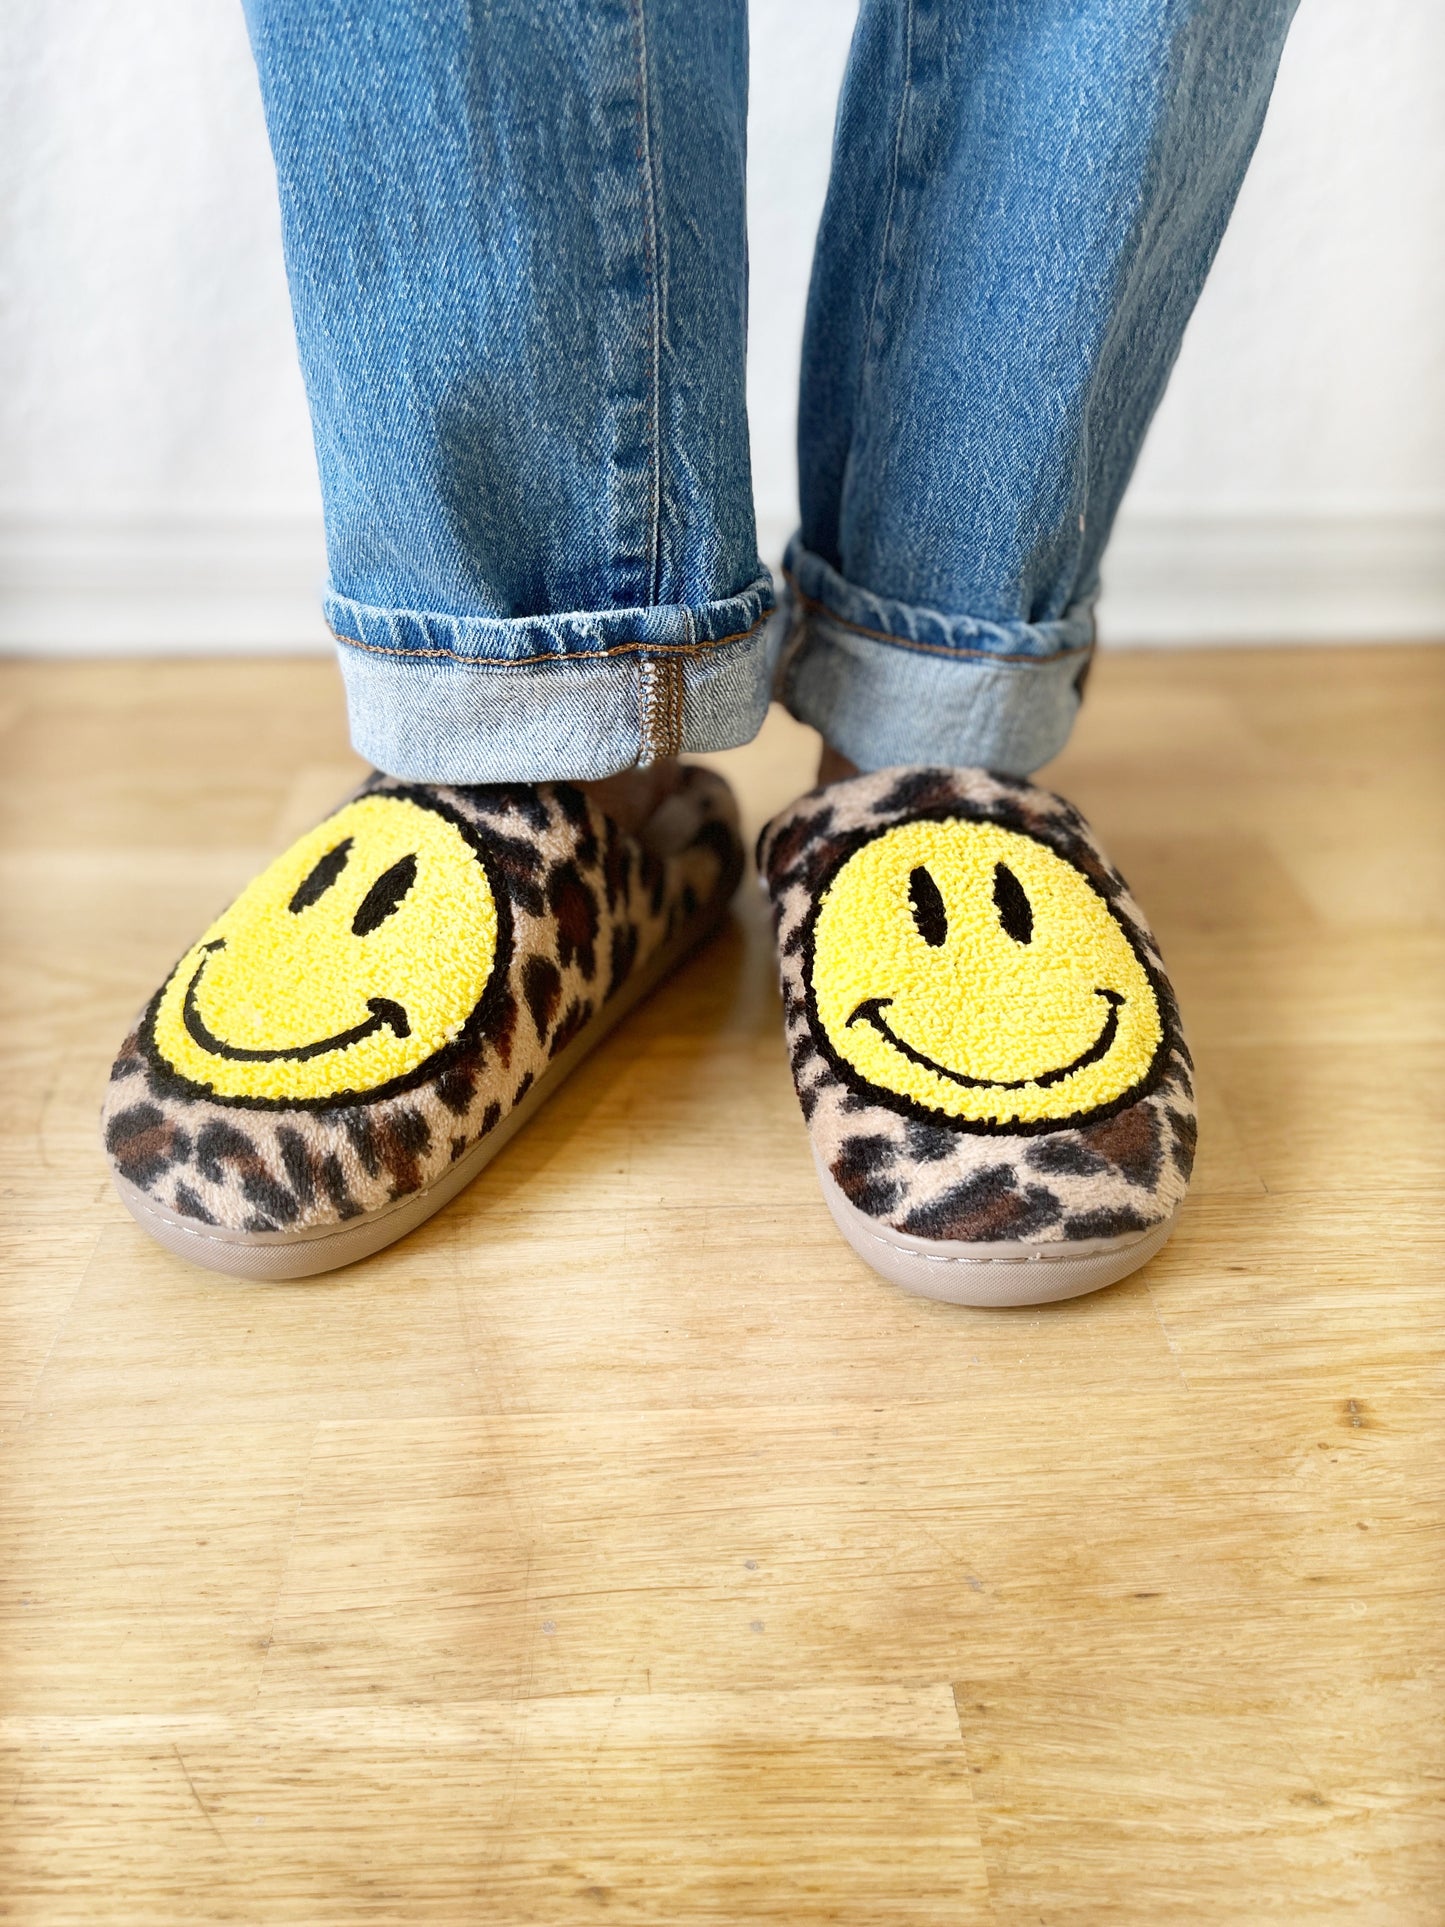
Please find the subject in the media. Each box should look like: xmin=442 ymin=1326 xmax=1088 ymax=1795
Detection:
xmin=1 ymin=646 xmax=1442 ymax=1923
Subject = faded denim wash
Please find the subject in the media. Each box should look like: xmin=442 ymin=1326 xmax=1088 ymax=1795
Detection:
xmin=243 ymin=0 xmax=1296 ymax=782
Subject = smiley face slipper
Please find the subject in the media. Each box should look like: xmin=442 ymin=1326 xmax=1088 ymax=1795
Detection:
xmin=758 ymin=768 xmax=1196 ymax=1306
xmin=103 ymin=769 xmax=742 ymax=1279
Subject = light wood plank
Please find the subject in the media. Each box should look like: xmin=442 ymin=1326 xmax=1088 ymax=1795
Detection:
xmin=0 ymin=1689 xmax=988 ymax=1925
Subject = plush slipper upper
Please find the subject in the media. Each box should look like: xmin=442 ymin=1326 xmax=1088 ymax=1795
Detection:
xmin=104 ymin=768 xmax=740 ymax=1234
xmin=758 ymin=767 xmax=1196 ymax=1245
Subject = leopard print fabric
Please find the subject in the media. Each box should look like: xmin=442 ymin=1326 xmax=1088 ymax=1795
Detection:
xmin=103 ymin=767 xmax=741 ymax=1235
xmin=758 ymin=767 xmax=1196 ymax=1245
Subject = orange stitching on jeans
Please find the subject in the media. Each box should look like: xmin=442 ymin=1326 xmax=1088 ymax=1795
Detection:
xmin=783 ymin=569 xmax=1090 ymax=667
xmin=331 ymin=607 xmax=770 ymax=668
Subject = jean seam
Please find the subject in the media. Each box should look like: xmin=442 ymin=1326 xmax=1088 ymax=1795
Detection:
xmin=784 ymin=572 xmax=1091 ymax=668
xmin=849 ymin=0 xmax=915 ymax=489
xmin=638 ymin=656 xmax=684 ymax=761
xmin=630 ymin=0 xmax=664 ymax=607
xmin=331 ymin=607 xmax=771 ymax=668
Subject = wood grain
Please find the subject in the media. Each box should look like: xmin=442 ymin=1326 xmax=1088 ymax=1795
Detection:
xmin=2 ymin=645 xmax=1442 ymax=1922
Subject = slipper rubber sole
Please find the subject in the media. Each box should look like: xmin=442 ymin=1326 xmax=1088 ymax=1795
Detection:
xmin=814 ymin=1147 xmax=1180 ymax=1307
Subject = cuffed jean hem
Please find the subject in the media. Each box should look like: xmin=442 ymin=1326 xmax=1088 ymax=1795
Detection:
xmin=327 ymin=575 xmax=778 ymax=782
xmin=777 ymin=539 xmax=1096 ymax=777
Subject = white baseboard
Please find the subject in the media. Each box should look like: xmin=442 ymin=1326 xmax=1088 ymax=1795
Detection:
xmin=0 ymin=517 xmax=333 ymax=654
xmin=1096 ymin=507 xmax=1445 ymax=646
xmin=2 ymin=508 xmax=1442 ymax=656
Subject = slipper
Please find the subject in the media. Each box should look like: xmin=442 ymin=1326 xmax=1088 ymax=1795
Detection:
xmin=103 ymin=768 xmax=742 ymax=1279
xmin=758 ymin=768 xmax=1195 ymax=1306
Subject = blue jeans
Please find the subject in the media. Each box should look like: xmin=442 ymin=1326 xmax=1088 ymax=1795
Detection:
xmin=243 ymin=0 xmax=1295 ymax=783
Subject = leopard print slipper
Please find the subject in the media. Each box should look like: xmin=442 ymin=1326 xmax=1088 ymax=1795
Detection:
xmin=758 ymin=768 xmax=1196 ymax=1306
xmin=103 ymin=767 xmax=742 ymax=1279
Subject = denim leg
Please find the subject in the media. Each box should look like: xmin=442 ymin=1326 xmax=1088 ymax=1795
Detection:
xmin=242 ymin=0 xmax=770 ymax=781
xmin=782 ymin=0 xmax=1298 ymax=775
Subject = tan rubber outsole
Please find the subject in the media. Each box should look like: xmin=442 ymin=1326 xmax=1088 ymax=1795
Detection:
xmin=113 ymin=890 xmax=734 ymax=1282
xmin=814 ymin=1147 xmax=1180 ymax=1307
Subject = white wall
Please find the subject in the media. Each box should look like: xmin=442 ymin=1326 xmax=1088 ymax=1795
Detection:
xmin=2 ymin=0 xmax=1441 ymax=653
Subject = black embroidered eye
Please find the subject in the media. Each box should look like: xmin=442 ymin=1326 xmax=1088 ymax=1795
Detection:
xmin=993 ymin=862 xmax=1033 ymax=944
xmin=909 ymin=865 xmax=948 ymax=947
xmin=288 ymin=838 xmax=352 ymax=914
xmin=352 ymin=853 xmax=418 ymax=935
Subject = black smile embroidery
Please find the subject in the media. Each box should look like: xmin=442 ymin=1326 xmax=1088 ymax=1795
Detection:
xmin=848 ymin=987 xmax=1125 ymax=1092
xmin=181 ymin=940 xmax=411 ymax=1063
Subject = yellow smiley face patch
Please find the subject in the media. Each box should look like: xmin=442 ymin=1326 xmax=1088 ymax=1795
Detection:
xmin=805 ymin=815 xmax=1166 ymax=1132
xmin=146 ymin=790 xmax=508 ymax=1107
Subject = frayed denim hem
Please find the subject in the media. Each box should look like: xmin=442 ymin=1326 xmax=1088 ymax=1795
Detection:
xmin=325 ymin=572 xmax=774 ymax=666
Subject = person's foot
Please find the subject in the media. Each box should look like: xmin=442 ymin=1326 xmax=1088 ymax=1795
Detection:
xmin=103 ymin=766 xmax=742 ymax=1279
xmin=758 ymin=766 xmax=1196 ymax=1305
